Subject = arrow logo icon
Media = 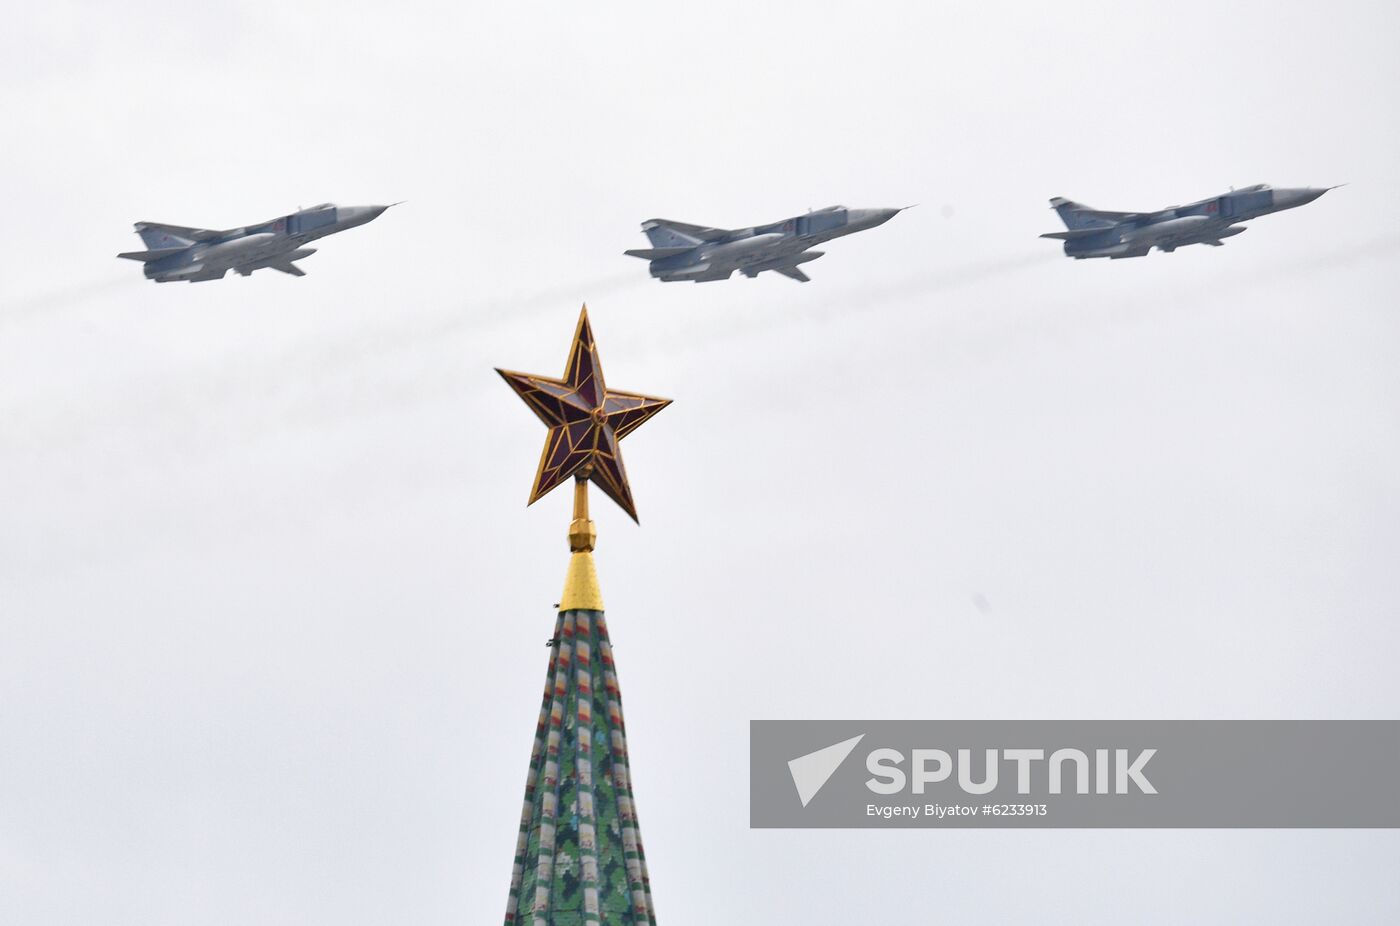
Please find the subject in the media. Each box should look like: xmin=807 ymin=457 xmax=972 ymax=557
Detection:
xmin=787 ymin=734 xmax=865 ymax=808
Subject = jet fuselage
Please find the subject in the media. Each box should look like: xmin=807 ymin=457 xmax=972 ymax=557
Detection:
xmin=628 ymin=206 xmax=904 ymax=282
xmin=1043 ymin=185 xmax=1333 ymax=259
xmin=119 ymin=203 xmax=393 ymax=282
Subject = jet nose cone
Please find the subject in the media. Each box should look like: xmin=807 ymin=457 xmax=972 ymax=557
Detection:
xmin=1273 ymin=187 xmax=1331 ymax=210
xmin=338 ymin=204 xmax=394 ymax=225
xmin=848 ymin=207 xmax=903 ymax=228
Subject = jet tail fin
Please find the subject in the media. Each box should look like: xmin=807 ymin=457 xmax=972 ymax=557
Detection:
xmin=1049 ymin=197 xmax=1100 ymax=230
xmin=640 ymin=220 xmax=713 ymax=248
xmin=1048 ymin=197 xmax=1139 ymax=229
xmin=134 ymin=221 xmax=222 ymax=248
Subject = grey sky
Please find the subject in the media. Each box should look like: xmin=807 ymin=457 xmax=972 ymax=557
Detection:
xmin=3 ymin=1 xmax=1399 ymax=922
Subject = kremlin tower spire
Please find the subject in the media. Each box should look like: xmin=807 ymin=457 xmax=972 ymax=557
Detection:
xmin=496 ymin=306 xmax=670 ymax=924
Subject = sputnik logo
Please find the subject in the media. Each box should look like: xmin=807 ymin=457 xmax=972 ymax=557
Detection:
xmin=787 ymin=734 xmax=866 ymax=807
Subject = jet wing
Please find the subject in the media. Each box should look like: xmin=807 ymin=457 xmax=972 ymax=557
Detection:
xmin=1040 ymin=228 xmax=1120 ymax=240
xmin=269 ymin=261 xmax=306 ymax=276
xmin=624 ymin=246 xmax=695 ymax=259
xmin=640 ymin=218 xmax=730 ymax=241
xmin=771 ymin=265 xmax=811 ymax=283
xmin=116 ymin=247 xmax=188 ymax=261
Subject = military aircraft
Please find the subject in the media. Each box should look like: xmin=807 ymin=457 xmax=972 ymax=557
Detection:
xmin=1041 ymin=185 xmax=1338 ymax=259
xmin=117 ymin=202 xmax=396 ymax=282
xmin=625 ymin=205 xmax=907 ymax=282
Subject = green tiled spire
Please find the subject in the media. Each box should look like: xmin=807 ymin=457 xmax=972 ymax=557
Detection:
xmin=504 ymin=608 xmax=657 ymax=925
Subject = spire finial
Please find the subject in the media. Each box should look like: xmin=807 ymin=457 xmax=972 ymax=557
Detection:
xmin=495 ymin=304 xmax=671 ymax=524
xmin=498 ymin=306 xmax=670 ymax=612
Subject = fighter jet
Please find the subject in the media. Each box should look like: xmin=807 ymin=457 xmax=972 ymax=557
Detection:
xmin=625 ymin=205 xmax=906 ymax=282
xmin=1041 ymin=185 xmax=1338 ymax=259
xmin=117 ymin=202 xmax=396 ymax=282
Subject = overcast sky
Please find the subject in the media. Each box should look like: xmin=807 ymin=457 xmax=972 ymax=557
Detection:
xmin=3 ymin=2 xmax=1399 ymax=923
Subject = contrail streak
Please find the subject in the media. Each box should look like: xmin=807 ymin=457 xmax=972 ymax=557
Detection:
xmin=6 ymin=237 xmax=1397 ymax=574
xmin=5 ymin=236 xmax=1397 ymax=463
xmin=0 ymin=274 xmax=130 ymax=329
xmin=0 ymin=271 xmax=647 ymax=456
